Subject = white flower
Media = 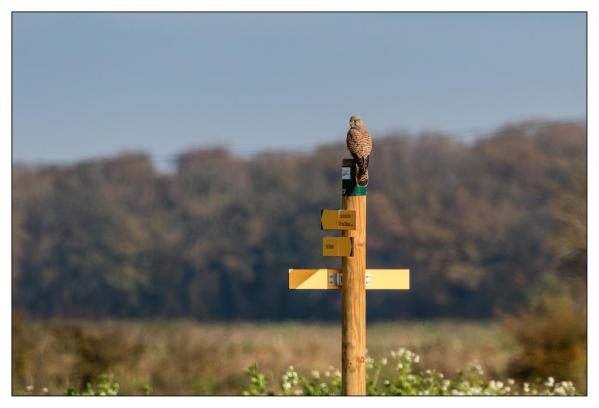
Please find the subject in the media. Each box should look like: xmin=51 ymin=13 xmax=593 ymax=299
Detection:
xmin=545 ymin=377 xmax=555 ymax=387
xmin=311 ymin=370 xmax=320 ymax=379
xmin=26 ymin=385 xmax=34 ymax=392
xmin=563 ymin=381 xmax=576 ymax=393
xmin=282 ymin=382 xmax=291 ymax=390
xmin=380 ymin=357 xmax=388 ymax=366
xmin=468 ymin=362 xmax=484 ymax=377
xmin=366 ymin=357 xmax=375 ymax=369
xmin=42 ymin=387 xmax=48 ymax=393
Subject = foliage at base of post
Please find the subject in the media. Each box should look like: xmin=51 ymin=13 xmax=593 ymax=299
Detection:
xmin=65 ymin=374 xmax=120 ymax=396
xmin=244 ymin=348 xmax=578 ymax=396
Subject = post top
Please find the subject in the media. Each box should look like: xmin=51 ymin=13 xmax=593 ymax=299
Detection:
xmin=342 ymin=158 xmax=368 ymax=196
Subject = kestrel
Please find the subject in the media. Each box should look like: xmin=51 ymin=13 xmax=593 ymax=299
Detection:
xmin=347 ymin=115 xmax=372 ymax=186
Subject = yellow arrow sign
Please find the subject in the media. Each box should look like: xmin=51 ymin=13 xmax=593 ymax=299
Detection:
xmin=321 ymin=209 xmax=355 ymax=230
xmin=365 ymin=269 xmax=411 ymax=290
xmin=323 ymin=237 xmax=353 ymax=257
xmin=289 ymin=269 xmax=410 ymax=290
xmin=288 ymin=269 xmax=341 ymax=290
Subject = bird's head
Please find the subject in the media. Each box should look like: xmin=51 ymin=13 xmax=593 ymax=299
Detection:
xmin=349 ymin=115 xmax=365 ymax=129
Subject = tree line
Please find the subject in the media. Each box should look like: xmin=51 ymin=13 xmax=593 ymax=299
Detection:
xmin=12 ymin=120 xmax=586 ymax=320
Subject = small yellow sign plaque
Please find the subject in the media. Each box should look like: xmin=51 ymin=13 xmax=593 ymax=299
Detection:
xmin=323 ymin=236 xmax=353 ymax=257
xmin=321 ymin=209 xmax=356 ymax=230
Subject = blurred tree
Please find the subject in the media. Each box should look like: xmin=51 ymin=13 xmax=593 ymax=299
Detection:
xmin=12 ymin=120 xmax=586 ymax=322
xmin=501 ymin=124 xmax=586 ymax=390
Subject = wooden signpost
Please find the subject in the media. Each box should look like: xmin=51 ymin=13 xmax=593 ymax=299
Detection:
xmin=288 ymin=158 xmax=411 ymax=396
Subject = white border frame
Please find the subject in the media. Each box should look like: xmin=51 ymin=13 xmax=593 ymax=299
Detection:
xmin=1 ymin=1 xmax=594 ymax=407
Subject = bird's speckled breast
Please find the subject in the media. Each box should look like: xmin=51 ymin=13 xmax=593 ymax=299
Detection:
xmin=346 ymin=127 xmax=373 ymax=157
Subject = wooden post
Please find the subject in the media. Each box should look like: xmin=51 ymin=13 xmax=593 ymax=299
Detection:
xmin=341 ymin=159 xmax=367 ymax=395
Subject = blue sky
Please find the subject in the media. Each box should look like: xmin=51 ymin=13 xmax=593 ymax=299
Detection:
xmin=12 ymin=13 xmax=586 ymax=168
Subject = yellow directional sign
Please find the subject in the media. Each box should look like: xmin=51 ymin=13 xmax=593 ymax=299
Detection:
xmin=288 ymin=269 xmax=341 ymax=290
xmin=289 ymin=269 xmax=410 ymax=290
xmin=323 ymin=236 xmax=353 ymax=257
xmin=321 ymin=209 xmax=355 ymax=230
xmin=365 ymin=269 xmax=410 ymax=290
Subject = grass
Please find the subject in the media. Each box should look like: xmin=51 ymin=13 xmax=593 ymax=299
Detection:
xmin=13 ymin=317 xmax=524 ymax=395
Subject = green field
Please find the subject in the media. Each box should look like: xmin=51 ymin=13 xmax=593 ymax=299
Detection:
xmin=14 ymin=317 xmax=524 ymax=395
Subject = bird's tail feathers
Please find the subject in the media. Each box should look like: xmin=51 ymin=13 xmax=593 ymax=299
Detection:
xmin=357 ymin=168 xmax=369 ymax=186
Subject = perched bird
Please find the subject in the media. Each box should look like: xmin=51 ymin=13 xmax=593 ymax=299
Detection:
xmin=346 ymin=115 xmax=372 ymax=186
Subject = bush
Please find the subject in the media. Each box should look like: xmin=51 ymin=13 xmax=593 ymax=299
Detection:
xmin=244 ymin=348 xmax=578 ymax=396
xmin=503 ymin=293 xmax=586 ymax=391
